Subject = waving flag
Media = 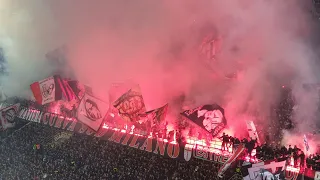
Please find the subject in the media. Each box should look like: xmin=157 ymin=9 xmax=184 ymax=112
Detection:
xmin=0 ymin=103 xmax=20 ymax=130
xmin=181 ymin=104 xmax=227 ymax=137
xmin=77 ymin=93 xmax=108 ymax=131
xmin=246 ymin=121 xmax=260 ymax=145
xmin=218 ymin=143 xmax=246 ymax=178
xmin=141 ymin=104 xmax=169 ymax=129
xmin=303 ymin=134 xmax=310 ymax=152
xmin=30 ymin=75 xmax=76 ymax=105
xmin=67 ymin=80 xmax=92 ymax=99
xmin=113 ymin=85 xmax=146 ymax=123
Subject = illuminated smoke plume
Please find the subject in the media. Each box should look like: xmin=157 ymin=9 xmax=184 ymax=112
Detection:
xmin=2 ymin=1 xmax=320 ymax=143
xmin=0 ymin=0 xmax=62 ymax=97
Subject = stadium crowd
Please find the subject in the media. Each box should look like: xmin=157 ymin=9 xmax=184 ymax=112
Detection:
xmin=0 ymin=88 xmax=318 ymax=179
xmin=219 ymin=132 xmax=320 ymax=171
xmin=1 ymin=120 xmax=319 ymax=180
xmin=0 ymin=123 xmax=222 ymax=180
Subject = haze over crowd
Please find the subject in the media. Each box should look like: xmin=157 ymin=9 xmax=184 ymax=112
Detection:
xmin=0 ymin=0 xmax=320 ymax=149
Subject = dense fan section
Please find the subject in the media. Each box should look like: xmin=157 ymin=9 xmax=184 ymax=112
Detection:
xmin=0 ymin=93 xmax=316 ymax=179
xmin=0 ymin=123 xmax=221 ymax=180
xmin=0 ymin=59 xmax=318 ymax=179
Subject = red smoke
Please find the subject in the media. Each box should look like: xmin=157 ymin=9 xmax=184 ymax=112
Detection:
xmin=1 ymin=1 xmax=320 ymax=146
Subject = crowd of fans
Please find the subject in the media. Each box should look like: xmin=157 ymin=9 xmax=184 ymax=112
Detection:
xmin=255 ymin=141 xmax=320 ymax=171
xmin=2 ymin=119 xmax=318 ymax=180
xmin=1 ymin=88 xmax=319 ymax=179
xmin=220 ymin=132 xmax=320 ymax=171
xmin=0 ymin=123 xmax=223 ymax=180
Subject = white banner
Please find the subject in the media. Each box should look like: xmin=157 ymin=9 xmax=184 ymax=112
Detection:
xmin=244 ymin=160 xmax=286 ymax=180
xmin=246 ymin=120 xmax=260 ymax=144
xmin=77 ymin=93 xmax=108 ymax=131
xmin=39 ymin=76 xmax=56 ymax=104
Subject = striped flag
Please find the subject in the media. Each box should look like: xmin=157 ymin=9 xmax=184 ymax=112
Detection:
xmin=30 ymin=75 xmax=76 ymax=105
xmin=218 ymin=143 xmax=246 ymax=178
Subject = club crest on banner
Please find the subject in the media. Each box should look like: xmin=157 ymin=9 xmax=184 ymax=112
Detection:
xmin=113 ymin=86 xmax=147 ymax=123
xmin=0 ymin=103 xmax=20 ymax=129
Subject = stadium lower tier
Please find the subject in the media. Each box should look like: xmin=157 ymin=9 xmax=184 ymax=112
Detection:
xmin=13 ymin=110 xmax=320 ymax=180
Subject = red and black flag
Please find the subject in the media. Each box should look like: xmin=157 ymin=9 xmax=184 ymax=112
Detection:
xmin=113 ymin=85 xmax=147 ymax=123
xmin=140 ymin=103 xmax=169 ymax=129
xmin=30 ymin=75 xmax=76 ymax=105
xmin=181 ymin=104 xmax=227 ymax=137
xmin=67 ymin=80 xmax=92 ymax=100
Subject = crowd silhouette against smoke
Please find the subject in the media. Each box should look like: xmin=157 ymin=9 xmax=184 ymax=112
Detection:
xmin=1 ymin=0 xmax=320 ymax=179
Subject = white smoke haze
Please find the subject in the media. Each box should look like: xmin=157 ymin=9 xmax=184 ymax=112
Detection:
xmin=1 ymin=0 xmax=320 ymax=143
xmin=0 ymin=0 xmax=62 ymax=97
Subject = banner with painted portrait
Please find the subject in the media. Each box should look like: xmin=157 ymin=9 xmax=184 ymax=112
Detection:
xmin=181 ymin=104 xmax=227 ymax=137
xmin=0 ymin=103 xmax=20 ymax=130
xmin=77 ymin=93 xmax=109 ymax=131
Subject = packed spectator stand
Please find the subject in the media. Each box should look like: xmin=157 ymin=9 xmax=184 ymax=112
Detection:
xmin=0 ymin=123 xmax=222 ymax=180
xmin=0 ymin=85 xmax=319 ymax=179
xmin=0 ymin=100 xmax=317 ymax=179
xmin=0 ymin=117 xmax=317 ymax=180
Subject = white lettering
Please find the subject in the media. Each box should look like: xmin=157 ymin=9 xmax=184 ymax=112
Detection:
xmin=18 ymin=108 xmax=26 ymax=118
xmin=26 ymin=110 xmax=33 ymax=121
xmin=34 ymin=111 xmax=43 ymax=123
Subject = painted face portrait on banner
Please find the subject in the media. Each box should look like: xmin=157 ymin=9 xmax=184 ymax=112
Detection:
xmin=197 ymin=109 xmax=223 ymax=132
xmin=181 ymin=104 xmax=227 ymax=137
xmin=4 ymin=108 xmax=16 ymax=123
xmin=84 ymin=99 xmax=102 ymax=121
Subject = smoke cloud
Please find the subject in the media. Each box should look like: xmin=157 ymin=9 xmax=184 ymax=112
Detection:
xmin=1 ymin=0 xmax=320 ymax=143
xmin=0 ymin=0 xmax=62 ymax=97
